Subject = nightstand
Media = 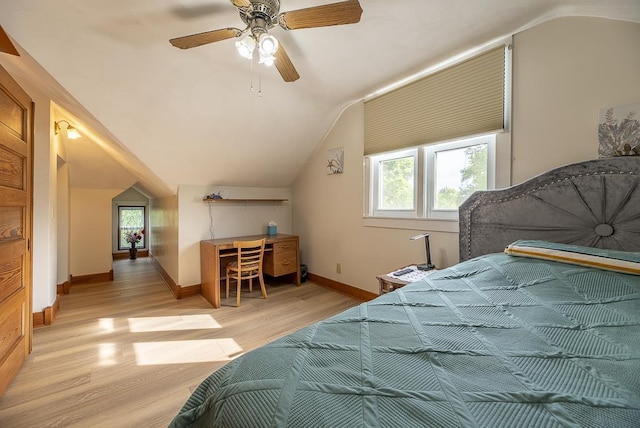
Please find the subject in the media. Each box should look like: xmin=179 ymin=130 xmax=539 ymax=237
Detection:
xmin=377 ymin=265 xmax=438 ymax=294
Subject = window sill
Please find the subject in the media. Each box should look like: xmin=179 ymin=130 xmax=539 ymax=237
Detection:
xmin=363 ymin=216 xmax=459 ymax=233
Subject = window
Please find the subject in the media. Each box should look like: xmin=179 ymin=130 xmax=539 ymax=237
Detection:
xmin=366 ymin=134 xmax=495 ymax=221
xmin=363 ymin=40 xmax=511 ymax=228
xmin=372 ymin=149 xmax=418 ymax=217
xmin=118 ymin=206 xmax=146 ymax=250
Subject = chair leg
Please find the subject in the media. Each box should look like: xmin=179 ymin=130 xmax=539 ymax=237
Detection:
xmin=236 ymin=278 xmax=242 ymax=307
xmin=226 ymin=271 xmax=230 ymax=299
xmin=249 ymin=277 xmax=253 ymax=293
xmin=258 ymin=274 xmax=267 ymax=299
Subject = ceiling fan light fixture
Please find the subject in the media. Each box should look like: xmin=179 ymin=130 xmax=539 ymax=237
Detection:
xmin=259 ymin=53 xmax=276 ymax=67
xmin=235 ymin=35 xmax=255 ymax=59
xmin=258 ymin=33 xmax=278 ymax=56
xmin=170 ymin=0 xmax=363 ymax=83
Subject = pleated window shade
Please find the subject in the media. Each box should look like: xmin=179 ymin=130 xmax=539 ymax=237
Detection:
xmin=364 ymin=46 xmax=505 ymax=155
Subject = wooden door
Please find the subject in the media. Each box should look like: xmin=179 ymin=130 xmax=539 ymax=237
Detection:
xmin=0 ymin=62 xmax=33 ymax=396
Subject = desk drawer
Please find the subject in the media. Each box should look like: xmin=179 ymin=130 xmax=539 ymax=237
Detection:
xmin=269 ymin=252 xmax=297 ymax=276
xmin=273 ymin=241 xmax=296 ymax=253
xmin=264 ymin=239 xmax=298 ymax=277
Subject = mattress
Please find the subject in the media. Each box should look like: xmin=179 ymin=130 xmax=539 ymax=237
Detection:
xmin=170 ymin=252 xmax=640 ymax=427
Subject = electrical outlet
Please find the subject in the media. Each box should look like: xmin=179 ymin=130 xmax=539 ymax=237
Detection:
xmin=336 ymin=263 xmax=342 ymax=274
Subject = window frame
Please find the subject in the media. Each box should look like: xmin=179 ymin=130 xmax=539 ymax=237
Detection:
xmin=117 ymin=205 xmax=146 ymax=251
xmin=425 ymin=135 xmax=496 ymax=220
xmin=370 ymin=148 xmax=420 ymax=218
xmin=365 ymin=133 xmax=498 ymax=223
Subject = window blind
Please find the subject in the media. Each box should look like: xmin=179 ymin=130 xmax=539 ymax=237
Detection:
xmin=364 ymin=46 xmax=506 ymax=155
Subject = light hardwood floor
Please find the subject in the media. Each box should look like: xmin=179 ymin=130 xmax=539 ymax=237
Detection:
xmin=0 ymin=258 xmax=359 ymax=427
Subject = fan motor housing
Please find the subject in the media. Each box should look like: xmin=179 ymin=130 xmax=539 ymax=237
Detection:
xmin=240 ymin=0 xmax=280 ymax=28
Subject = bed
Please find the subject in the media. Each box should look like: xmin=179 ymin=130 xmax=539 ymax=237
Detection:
xmin=170 ymin=157 xmax=640 ymax=427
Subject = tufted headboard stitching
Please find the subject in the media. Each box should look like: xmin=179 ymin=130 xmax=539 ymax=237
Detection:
xmin=459 ymin=157 xmax=640 ymax=262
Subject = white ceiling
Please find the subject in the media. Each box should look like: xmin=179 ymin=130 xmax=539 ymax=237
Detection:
xmin=1 ymin=0 xmax=639 ymax=197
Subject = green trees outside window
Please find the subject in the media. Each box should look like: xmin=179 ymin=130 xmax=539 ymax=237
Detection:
xmin=435 ymin=144 xmax=488 ymax=210
xmin=380 ymin=156 xmax=414 ymax=210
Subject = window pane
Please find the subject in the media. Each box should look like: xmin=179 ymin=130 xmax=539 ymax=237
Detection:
xmin=119 ymin=206 xmax=145 ymax=249
xmin=379 ymin=156 xmax=415 ymax=210
xmin=434 ymin=144 xmax=487 ymax=210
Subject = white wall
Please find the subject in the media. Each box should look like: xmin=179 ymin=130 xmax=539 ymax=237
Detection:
xmin=70 ymin=188 xmax=121 ymax=277
xmin=56 ymin=160 xmax=70 ymax=285
xmin=31 ymin=92 xmax=58 ymax=311
xmin=511 ymin=17 xmax=640 ymax=183
xmin=177 ymin=185 xmax=292 ymax=287
xmin=293 ymin=17 xmax=640 ymax=294
xmin=293 ymin=103 xmax=461 ymax=291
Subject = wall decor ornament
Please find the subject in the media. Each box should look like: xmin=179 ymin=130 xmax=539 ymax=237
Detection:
xmin=598 ymin=103 xmax=640 ymax=158
xmin=326 ymin=147 xmax=344 ymax=174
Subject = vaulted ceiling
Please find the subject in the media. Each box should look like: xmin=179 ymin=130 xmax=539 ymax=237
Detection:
xmin=1 ymin=1 xmax=639 ymax=197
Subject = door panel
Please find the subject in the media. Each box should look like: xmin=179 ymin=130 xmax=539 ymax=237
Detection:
xmin=0 ymin=145 xmax=25 ymax=189
xmin=0 ymin=291 xmax=24 ymax=358
xmin=0 ymin=249 xmax=23 ymax=302
xmin=0 ymin=61 xmax=32 ymax=397
xmin=0 ymin=85 xmax=25 ymax=137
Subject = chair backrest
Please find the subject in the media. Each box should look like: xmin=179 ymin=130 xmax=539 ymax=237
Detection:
xmin=233 ymin=238 xmax=266 ymax=274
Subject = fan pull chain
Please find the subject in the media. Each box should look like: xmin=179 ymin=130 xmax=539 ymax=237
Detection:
xmin=249 ymin=48 xmax=256 ymax=94
xmin=248 ymin=47 xmax=263 ymax=98
xmin=250 ymin=44 xmax=259 ymax=94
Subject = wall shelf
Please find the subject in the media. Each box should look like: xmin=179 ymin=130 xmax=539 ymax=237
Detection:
xmin=202 ymin=198 xmax=288 ymax=203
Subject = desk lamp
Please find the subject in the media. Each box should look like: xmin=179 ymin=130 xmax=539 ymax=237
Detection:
xmin=410 ymin=232 xmax=435 ymax=271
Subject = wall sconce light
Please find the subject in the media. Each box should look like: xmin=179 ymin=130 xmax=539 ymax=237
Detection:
xmin=410 ymin=232 xmax=435 ymax=271
xmin=54 ymin=120 xmax=81 ymax=139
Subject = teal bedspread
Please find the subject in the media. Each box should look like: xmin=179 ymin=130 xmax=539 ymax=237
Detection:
xmin=170 ymin=253 xmax=640 ymax=427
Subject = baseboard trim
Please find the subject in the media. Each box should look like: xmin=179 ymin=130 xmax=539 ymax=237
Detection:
xmin=33 ymin=311 xmax=44 ymax=328
xmin=113 ymin=250 xmax=149 ymax=260
xmin=57 ymin=280 xmax=70 ymax=295
xmin=307 ymin=273 xmax=377 ymax=302
xmin=33 ymin=294 xmax=61 ymax=328
xmin=70 ymin=270 xmax=114 ymax=285
xmin=149 ymin=254 xmax=201 ymax=299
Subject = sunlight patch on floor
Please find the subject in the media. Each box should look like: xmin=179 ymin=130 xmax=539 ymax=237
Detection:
xmin=98 ymin=343 xmax=118 ymax=366
xmin=127 ymin=314 xmax=221 ymax=332
xmin=99 ymin=318 xmax=115 ymax=333
xmin=133 ymin=339 xmax=243 ymax=365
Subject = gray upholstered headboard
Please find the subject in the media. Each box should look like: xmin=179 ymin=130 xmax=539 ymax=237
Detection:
xmin=459 ymin=157 xmax=640 ymax=261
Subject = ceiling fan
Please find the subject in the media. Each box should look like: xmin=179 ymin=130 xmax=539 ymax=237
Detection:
xmin=169 ymin=0 xmax=363 ymax=82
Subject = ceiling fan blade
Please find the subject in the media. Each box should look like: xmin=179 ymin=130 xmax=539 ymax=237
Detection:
xmin=170 ymin=28 xmax=242 ymax=49
xmin=274 ymin=44 xmax=300 ymax=83
xmin=0 ymin=25 xmax=19 ymax=56
xmin=278 ymin=0 xmax=363 ymax=30
xmin=230 ymin=0 xmax=251 ymax=8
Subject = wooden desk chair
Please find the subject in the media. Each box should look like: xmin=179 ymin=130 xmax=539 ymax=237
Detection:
xmin=225 ymin=238 xmax=267 ymax=307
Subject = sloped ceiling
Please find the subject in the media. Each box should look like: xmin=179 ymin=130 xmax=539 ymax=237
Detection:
xmin=1 ymin=1 xmax=639 ymax=197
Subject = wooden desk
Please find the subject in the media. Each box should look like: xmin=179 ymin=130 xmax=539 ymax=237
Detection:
xmin=200 ymin=234 xmax=300 ymax=308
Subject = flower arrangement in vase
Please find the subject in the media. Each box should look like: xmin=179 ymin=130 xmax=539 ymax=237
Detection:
xmin=126 ymin=229 xmax=144 ymax=259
